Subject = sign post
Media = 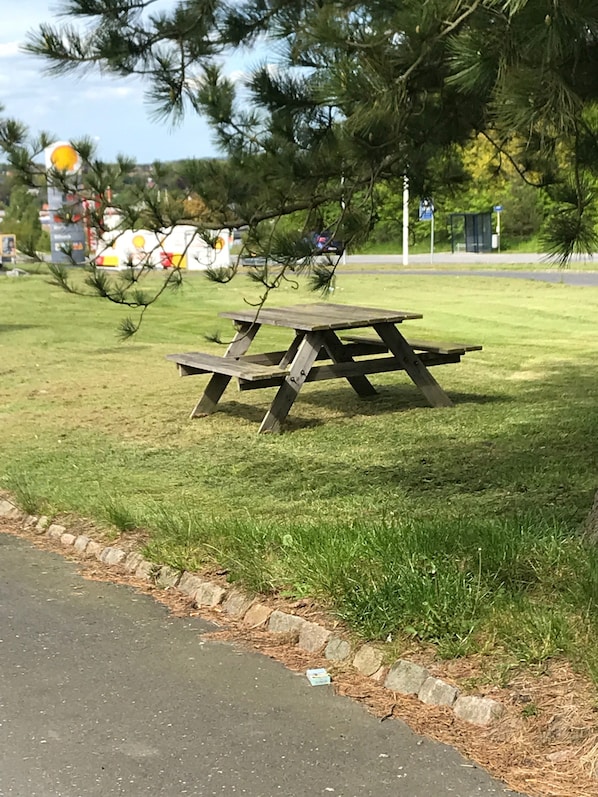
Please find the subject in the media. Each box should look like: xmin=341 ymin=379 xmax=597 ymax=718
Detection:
xmin=419 ymin=198 xmax=435 ymax=264
xmin=493 ymin=205 xmax=503 ymax=253
xmin=44 ymin=141 xmax=86 ymax=264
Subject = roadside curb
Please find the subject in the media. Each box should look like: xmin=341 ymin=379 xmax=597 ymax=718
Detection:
xmin=1 ymin=499 xmax=504 ymax=727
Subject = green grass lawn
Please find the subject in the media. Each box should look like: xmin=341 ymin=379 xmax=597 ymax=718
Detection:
xmin=2 ymin=268 xmax=598 ymax=680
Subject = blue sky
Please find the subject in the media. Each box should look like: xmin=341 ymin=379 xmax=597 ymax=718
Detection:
xmin=0 ymin=0 xmax=259 ymax=164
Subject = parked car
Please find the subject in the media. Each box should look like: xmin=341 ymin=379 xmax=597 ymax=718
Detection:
xmin=309 ymin=230 xmax=345 ymax=255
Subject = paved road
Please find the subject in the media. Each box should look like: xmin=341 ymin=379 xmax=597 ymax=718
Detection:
xmin=0 ymin=533 xmax=520 ymax=797
xmin=345 ymin=252 xmax=594 ymax=266
xmin=342 ymin=254 xmax=598 ymax=287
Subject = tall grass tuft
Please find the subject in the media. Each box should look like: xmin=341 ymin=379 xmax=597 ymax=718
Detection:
xmin=4 ymin=473 xmax=47 ymax=516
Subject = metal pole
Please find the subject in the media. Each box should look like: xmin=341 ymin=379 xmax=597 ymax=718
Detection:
xmin=430 ymin=212 xmax=435 ymax=265
xmin=497 ymin=211 xmax=501 ymax=253
xmin=402 ymin=175 xmax=409 ymax=266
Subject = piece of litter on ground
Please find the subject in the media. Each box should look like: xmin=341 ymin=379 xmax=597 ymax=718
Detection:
xmin=306 ymin=667 xmax=331 ymax=686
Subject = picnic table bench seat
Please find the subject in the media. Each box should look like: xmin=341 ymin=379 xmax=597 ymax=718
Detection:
xmin=340 ymin=334 xmax=482 ymax=356
xmin=165 ymin=351 xmax=289 ymax=381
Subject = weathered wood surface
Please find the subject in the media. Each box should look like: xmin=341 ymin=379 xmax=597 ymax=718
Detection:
xmin=186 ymin=320 xmax=260 ymax=417
xmin=373 ymin=322 xmax=454 ymax=408
xmin=341 ymin=334 xmax=483 ymax=355
xmin=220 ymin=302 xmax=422 ymax=332
xmin=167 ymin=303 xmax=478 ymax=430
xmin=258 ymin=331 xmax=324 ymax=434
xmin=238 ymin=353 xmax=461 ymax=390
xmin=320 ymin=329 xmax=378 ymax=397
xmin=166 ymin=351 xmax=288 ymax=381
xmin=239 ymin=340 xmax=394 ymax=365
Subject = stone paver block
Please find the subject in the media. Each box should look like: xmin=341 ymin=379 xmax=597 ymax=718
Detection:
xmin=419 ymin=677 xmax=459 ymax=707
xmin=298 ymin=622 xmax=332 ymax=653
xmin=371 ymin=666 xmax=388 ymax=683
xmin=353 ymin=645 xmax=384 ymax=677
xmin=384 ymin=659 xmax=430 ymax=694
xmin=60 ymin=533 xmax=77 ymax=547
xmin=178 ymin=572 xmax=205 ymax=597
xmin=135 ymin=560 xmax=156 ymax=580
xmin=123 ymin=552 xmax=144 ymax=573
xmin=86 ymin=541 xmax=104 ymax=560
xmin=243 ymin=603 xmax=273 ymax=628
xmin=194 ymin=581 xmax=226 ymax=607
xmin=222 ymin=590 xmax=255 ymax=619
xmin=46 ymin=523 xmax=67 ymax=540
xmin=0 ymin=500 xmax=22 ymax=520
xmin=100 ymin=547 xmax=127 ymax=566
xmin=156 ymin=566 xmax=181 ymax=589
xmin=454 ymin=696 xmax=504 ymax=726
xmin=35 ymin=516 xmax=50 ymax=533
xmin=325 ymin=637 xmax=352 ymax=662
xmin=73 ymin=535 xmax=91 ymax=554
xmin=268 ymin=610 xmax=307 ymax=637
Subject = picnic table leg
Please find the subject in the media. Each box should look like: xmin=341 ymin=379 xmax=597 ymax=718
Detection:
xmin=320 ymin=330 xmax=378 ymax=397
xmin=190 ymin=322 xmax=260 ymax=418
xmin=278 ymin=331 xmax=305 ymax=367
xmin=373 ymin=322 xmax=453 ymax=408
xmin=258 ymin=331 xmax=324 ymax=434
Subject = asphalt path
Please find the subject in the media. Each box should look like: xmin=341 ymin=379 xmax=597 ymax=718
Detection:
xmin=0 ymin=533 xmax=520 ymax=797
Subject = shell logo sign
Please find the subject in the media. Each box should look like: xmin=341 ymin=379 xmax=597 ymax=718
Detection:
xmin=44 ymin=141 xmax=81 ymax=174
xmin=44 ymin=141 xmax=86 ymax=264
xmin=132 ymin=234 xmax=146 ymax=249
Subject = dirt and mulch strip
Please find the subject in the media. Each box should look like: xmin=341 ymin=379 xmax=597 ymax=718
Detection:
xmin=3 ymin=516 xmax=598 ymax=797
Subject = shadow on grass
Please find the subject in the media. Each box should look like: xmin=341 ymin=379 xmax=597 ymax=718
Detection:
xmin=212 ymin=400 xmax=326 ymax=430
xmin=224 ymin=360 xmax=598 ymax=524
xmin=0 ymin=324 xmax=41 ymax=333
xmin=299 ymin=383 xmax=509 ymax=414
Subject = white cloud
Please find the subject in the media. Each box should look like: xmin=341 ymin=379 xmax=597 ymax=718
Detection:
xmin=0 ymin=1 xmax=230 ymax=161
xmin=0 ymin=42 xmax=20 ymax=58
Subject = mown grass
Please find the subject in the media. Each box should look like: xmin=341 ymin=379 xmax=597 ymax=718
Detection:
xmin=1 ymin=267 xmax=598 ymax=679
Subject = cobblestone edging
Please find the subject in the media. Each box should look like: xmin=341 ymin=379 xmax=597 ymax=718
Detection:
xmin=0 ymin=499 xmax=504 ymax=727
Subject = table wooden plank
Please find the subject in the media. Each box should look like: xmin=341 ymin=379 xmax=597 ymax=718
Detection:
xmin=373 ymin=322 xmax=453 ymax=408
xmin=238 ymin=352 xmax=461 ymax=390
xmin=219 ymin=303 xmax=423 ymax=331
xmin=320 ymin=329 xmax=378 ymax=397
xmin=188 ymin=321 xmax=260 ymax=417
xmin=166 ymin=352 xmax=288 ymax=380
xmin=342 ymin=334 xmax=483 ymax=355
xmin=258 ymin=331 xmax=324 ymax=433
xmin=310 ymin=302 xmax=422 ymax=323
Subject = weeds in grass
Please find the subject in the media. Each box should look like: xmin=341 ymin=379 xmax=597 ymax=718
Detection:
xmin=102 ymin=498 xmax=139 ymax=532
xmin=4 ymin=473 xmax=46 ymax=516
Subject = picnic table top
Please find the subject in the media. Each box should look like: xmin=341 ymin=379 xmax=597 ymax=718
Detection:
xmin=218 ymin=302 xmax=423 ymax=332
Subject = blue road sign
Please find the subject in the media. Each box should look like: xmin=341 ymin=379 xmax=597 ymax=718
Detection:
xmin=493 ymin=205 xmax=503 ymax=212
xmin=419 ymin=199 xmax=434 ymax=221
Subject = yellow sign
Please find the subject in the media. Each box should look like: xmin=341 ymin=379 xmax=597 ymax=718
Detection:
xmin=44 ymin=141 xmax=81 ymax=174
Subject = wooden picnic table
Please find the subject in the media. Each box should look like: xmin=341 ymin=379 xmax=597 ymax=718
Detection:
xmin=167 ymin=302 xmax=482 ymax=433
